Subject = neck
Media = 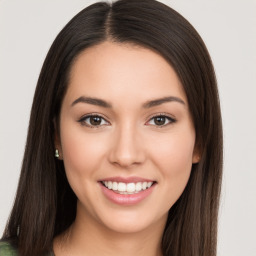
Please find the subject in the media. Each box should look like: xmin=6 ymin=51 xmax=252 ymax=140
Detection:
xmin=54 ymin=204 xmax=166 ymax=256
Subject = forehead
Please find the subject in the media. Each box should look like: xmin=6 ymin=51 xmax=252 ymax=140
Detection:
xmin=65 ymin=41 xmax=187 ymax=106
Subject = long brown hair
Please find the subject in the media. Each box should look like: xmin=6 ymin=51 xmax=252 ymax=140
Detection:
xmin=2 ymin=0 xmax=223 ymax=255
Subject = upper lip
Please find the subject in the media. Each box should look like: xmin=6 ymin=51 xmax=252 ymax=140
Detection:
xmin=99 ymin=176 xmax=156 ymax=183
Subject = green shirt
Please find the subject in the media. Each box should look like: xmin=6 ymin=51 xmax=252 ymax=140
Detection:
xmin=0 ymin=242 xmax=54 ymax=256
xmin=0 ymin=242 xmax=17 ymax=256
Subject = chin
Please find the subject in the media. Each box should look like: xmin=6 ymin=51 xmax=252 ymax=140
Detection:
xmin=96 ymin=209 xmax=168 ymax=234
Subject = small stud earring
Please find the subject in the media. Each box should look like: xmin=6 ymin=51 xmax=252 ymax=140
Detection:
xmin=55 ymin=149 xmax=60 ymax=158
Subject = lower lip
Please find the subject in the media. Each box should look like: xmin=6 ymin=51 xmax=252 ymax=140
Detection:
xmin=99 ymin=182 xmax=155 ymax=206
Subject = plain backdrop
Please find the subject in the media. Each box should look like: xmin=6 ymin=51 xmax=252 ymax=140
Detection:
xmin=0 ymin=0 xmax=255 ymax=255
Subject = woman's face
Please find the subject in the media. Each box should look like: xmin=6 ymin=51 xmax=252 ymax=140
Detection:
xmin=58 ymin=41 xmax=199 ymax=234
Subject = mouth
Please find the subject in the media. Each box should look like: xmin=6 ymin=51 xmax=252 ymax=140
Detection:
xmin=99 ymin=176 xmax=157 ymax=205
xmin=100 ymin=180 xmax=156 ymax=195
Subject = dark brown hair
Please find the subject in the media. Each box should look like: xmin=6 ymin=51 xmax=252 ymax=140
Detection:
xmin=2 ymin=0 xmax=223 ymax=255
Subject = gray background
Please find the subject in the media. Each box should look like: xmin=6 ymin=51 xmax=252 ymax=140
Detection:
xmin=0 ymin=0 xmax=256 ymax=255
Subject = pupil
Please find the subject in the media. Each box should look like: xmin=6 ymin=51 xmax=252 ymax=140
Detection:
xmin=154 ymin=116 xmax=165 ymax=125
xmin=90 ymin=116 xmax=101 ymax=125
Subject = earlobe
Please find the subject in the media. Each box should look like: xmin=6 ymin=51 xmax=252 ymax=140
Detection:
xmin=192 ymin=154 xmax=201 ymax=164
xmin=55 ymin=148 xmax=63 ymax=160
xmin=192 ymin=141 xmax=202 ymax=164
xmin=55 ymin=149 xmax=60 ymax=158
xmin=53 ymin=119 xmax=63 ymax=160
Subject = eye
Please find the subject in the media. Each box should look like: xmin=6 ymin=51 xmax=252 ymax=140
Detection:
xmin=78 ymin=114 xmax=109 ymax=127
xmin=146 ymin=115 xmax=176 ymax=127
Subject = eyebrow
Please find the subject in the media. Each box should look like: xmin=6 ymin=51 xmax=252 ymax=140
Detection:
xmin=71 ymin=96 xmax=112 ymax=108
xmin=142 ymin=96 xmax=185 ymax=108
xmin=71 ymin=95 xmax=185 ymax=108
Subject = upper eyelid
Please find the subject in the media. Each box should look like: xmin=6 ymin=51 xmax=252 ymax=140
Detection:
xmin=78 ymin=114 xmax=110 ymax=129
xmin=78 ymin=113 xmax=110 ymax=122
xmin=146 ymin=112 xmax=176 ymax=121
xmin=145 ymin=113 xmax=177 ymax=128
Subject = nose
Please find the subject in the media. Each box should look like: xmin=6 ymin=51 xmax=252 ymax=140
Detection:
xmin=108 ymin=123 xmax=146 ymax=168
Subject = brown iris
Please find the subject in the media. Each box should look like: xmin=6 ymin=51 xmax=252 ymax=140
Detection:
xmin=90 ymin=116 xmax=102 ymax=126
xmin=154 ymin=116 xmax=166 ymax=126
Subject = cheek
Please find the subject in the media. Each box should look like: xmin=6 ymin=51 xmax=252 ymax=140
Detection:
xmin=151 ymin=129 xmax=195 ymax=166
xmin=60 ymin=122 xmax=107 ymax=180
xmin=148 ymin=129 xmax=195 ymax=193
xmin=163 ymin=138 xmax=194 ymax=172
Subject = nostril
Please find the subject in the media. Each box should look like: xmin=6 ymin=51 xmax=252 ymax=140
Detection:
xmin=108 ymin=147 xmax=146 ymax=168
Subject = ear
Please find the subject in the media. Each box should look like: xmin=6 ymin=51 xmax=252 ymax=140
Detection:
xmin=192 ymin=141 xmax=202 ymax=164
xmin=53 ymin=119 xmax=63 ymax=160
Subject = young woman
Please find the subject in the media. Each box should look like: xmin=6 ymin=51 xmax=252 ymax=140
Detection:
xmin=0 ymin=0 xmax=223 ymax=255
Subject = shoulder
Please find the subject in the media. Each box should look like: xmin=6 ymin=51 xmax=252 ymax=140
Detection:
xmin=0 ymin=242 xmax=18 ymax=255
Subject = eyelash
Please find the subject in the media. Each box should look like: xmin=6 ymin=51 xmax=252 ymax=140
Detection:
xmin=78 ymin=114 xmax=110 ymax=128
xmin=78 ymin=113 xmax=176 ymax=128
xmin=146 ymin=113 xmax=176 ymax=127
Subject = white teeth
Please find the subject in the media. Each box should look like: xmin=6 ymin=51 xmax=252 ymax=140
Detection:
xmin=107 ymin=181 xmax=112 ymax=189
xmin=102 ymin=181 xmax=154 ymax=194
xmin=127 ymin=183 xmax=136 ymax=193
xmin=112 ymin=182 xmax=118 ymax=191
xmin=118 ymin=182 xmax=126 ymax=192
xmin=147 ymin=182 xmax=153 ymax=188
xmin=135 ymin=182 xmax=142 ymax=192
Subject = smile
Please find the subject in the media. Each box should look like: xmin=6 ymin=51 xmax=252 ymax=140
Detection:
xmin=99 ymin=177 xmax=157 ymax=205
xmin=101 ymin=181 xmax=154 ymax=194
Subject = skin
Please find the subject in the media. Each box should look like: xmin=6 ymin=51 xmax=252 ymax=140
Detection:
xmin=54 ymin=41 xmax=200 ymax=256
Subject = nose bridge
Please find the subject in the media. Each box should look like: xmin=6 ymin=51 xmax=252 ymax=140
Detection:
xmin=109 ymin=120 xmax=145 ymax=167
